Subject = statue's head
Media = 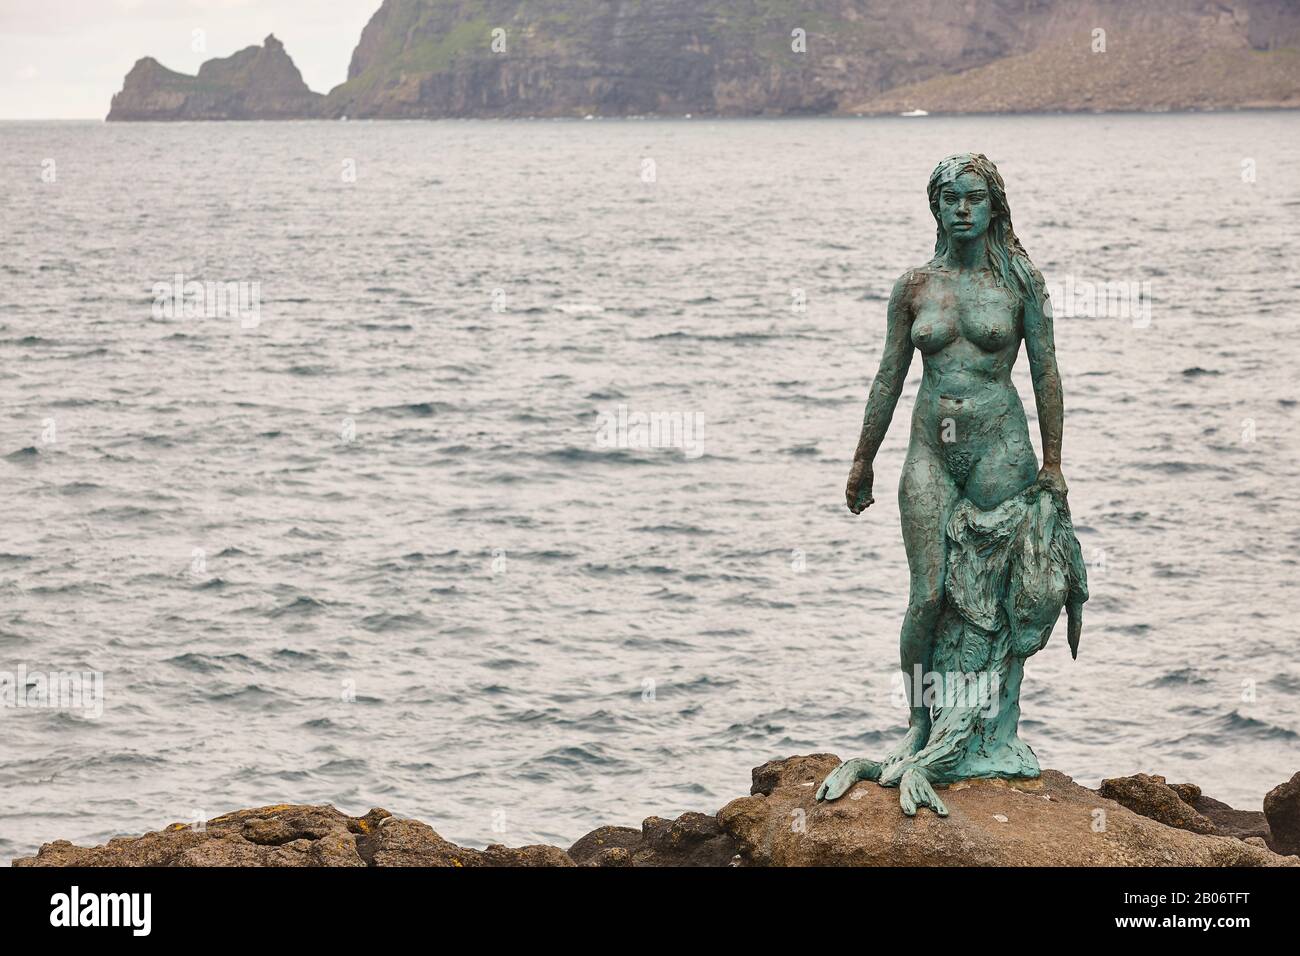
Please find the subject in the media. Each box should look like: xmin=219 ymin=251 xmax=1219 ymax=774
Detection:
xmin=926 ymin=152 xmax=1043 ymax=306
xmin=927 ymin=152 xmax=1008 ymax=244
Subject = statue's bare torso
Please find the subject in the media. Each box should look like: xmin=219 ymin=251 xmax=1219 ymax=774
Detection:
xmin=819 ymin=156 xmax=1069 ymax=814
xmin=903 ymin=265 xmax=1038 ymax=513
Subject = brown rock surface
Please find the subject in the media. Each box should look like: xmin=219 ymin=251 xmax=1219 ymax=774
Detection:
xmin=566 ymin=825 xmax=643 ymax=867
xmin=1097 ymin=773 xmax=1219 ymax=835
xmin=1264 ymin=772 xmax=1300 ymax=855
xmin=716 ymin=756 xmax=1295 ymax=866
xmin=1168 ymin=782 xmax=1202 ymax=804
xmin=1097 ymin=774 xmax=1275 ymax=847
xmin=568 ymin=812 xmax=739 ymax=866
xmin=1188 ymin=793 xmax=1273 ymax=844
xmin=1144 ymin=777 xmax=1272 ymax=844
xmin=13 ymin=804 xmax=571 ymax=868
xmin=14 ymin=757 xmax=1296 ymax=866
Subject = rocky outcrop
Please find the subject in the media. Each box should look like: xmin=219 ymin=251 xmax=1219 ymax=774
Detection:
xmin=106 ymin=1 xmax=1300 ymax=120
xmin=12 ymin=804 xmax=571 ymax=867
xmin=567 ymin=812 xmax=739 ymax=867
xmin=1098 ymin=772 xmax=1275 ymax=845
xmin=106 ymin=35 xmax=324 ymax=121
xmin=718 ymin=755 xmax=1295 ymax=866
xmin=1190 ymin=791 xmax=1273 ymax=842
xmin=14 ymin=756 xmax=1298 ymax=867
xmin=1264 ymin=772 xmax=1300 ymax=855
xmin=1098 ymin=773 xmax=1220 ymax=835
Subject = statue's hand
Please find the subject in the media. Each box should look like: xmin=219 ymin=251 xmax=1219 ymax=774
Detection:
xmin=846 ymin=459 xmax=875 ymax=514
xmin=899 ymin=767 xmax=948 ymax=817
xmin=1037 ymin=463 xmax=1067 ymax=498
xmin=815 ymin=757 xmax=882 ymax=801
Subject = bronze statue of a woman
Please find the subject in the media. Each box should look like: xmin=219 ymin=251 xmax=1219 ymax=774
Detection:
xmin=816 ymin=153 xmax=1089 ymax=816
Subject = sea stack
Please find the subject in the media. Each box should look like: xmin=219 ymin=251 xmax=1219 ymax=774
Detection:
xmin=107 ymin=34 xmax=324 ymax=121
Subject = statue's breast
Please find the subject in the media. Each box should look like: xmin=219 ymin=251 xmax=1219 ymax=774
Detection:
xmin=910 ymin=306 xmax=959 ymax=354
xmin=957 ymin=287 xmax=1021 ymax=353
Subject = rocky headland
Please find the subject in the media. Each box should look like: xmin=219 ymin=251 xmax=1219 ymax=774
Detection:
xmin=104 ymin=0 xmax=1300 ymax=121
xmin=106 ymin=35 xmax=324 ymax=121
xmin=14 ymin=755 xmax=1300 ymax=866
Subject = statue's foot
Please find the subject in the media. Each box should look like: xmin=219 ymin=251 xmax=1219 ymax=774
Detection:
xmin=878 ymin=720 xmax=931 ymax=787
xmin=899 ymin=767 xmax=948 ymax=817
xmin=814 ymin=757 xmax=882 ymax=802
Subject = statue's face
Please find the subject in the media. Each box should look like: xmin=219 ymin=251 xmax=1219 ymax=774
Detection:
xmin=939 ymin=171 xmax=992 ymax=241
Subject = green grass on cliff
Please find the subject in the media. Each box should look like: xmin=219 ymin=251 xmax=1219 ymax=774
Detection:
xmin=332 ymin=16 xmax=492 ymax=102
xmin=328 ymin=1 xmax=879 ymax=105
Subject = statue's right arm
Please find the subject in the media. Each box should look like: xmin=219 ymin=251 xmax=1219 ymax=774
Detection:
xmin=846 ymin=273 xmax=915 ymax=513
xmin=852 ymin=273 xmax=915 ymax=461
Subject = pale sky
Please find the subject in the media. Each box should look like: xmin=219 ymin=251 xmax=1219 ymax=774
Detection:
xmin=0 ymin=0 xmax=383 ymax=119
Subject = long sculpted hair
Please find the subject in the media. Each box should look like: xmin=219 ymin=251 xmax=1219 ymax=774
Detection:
xmin=926 ymin=153 xmax=1047 ymax=310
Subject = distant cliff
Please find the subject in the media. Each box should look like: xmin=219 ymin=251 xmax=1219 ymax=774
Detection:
xmin=323 ymin=0 xmax=997 ymax=119
xmin=106 ymin=2 xmax=1300 ymax=121
xmin=851 ymin=3 xmax=1300 ymax=114
xmin=107 ymin=35 xmax=323 ymax=121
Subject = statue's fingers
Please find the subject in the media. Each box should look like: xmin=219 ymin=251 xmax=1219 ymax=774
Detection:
xmin=816 ymin=768 xmax=842 ymax=801
xmin=899 ymin=785 xmax=918 ymax=817
xmin=827 ymin=762 xmax=863 ymax=800
xmin=827 ymin=770 xmax=853 ymax=801
xmin=899 ymin=767 xmax=944 ymax=817
xmin=914 ymin=775 xmax=946 ymax=816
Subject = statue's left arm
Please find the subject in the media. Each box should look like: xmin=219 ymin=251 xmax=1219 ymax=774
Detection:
xmin=1023 ymin=293 xmax=1066 ymax=494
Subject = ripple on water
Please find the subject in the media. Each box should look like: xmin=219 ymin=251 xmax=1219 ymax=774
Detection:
xmin=2 ymin=114 xmax=1298 ymax=859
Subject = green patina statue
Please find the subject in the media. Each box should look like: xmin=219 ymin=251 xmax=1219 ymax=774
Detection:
xmin=817 ymin=153 xmax=1089 ymax=816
